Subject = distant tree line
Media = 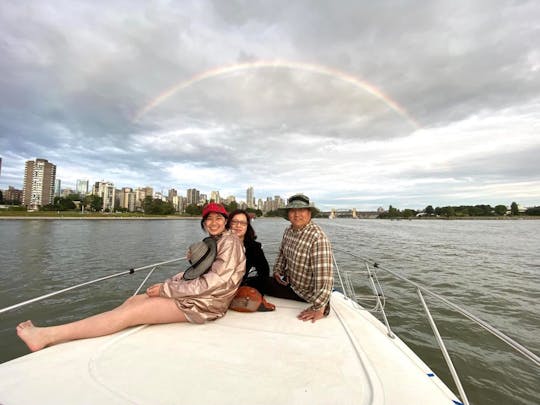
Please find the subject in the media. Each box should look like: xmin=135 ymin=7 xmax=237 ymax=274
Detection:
xmin=2 ymin=191 xmax=539 ymax=218
xmin=378 ymin=202 xmax=540 ymax=218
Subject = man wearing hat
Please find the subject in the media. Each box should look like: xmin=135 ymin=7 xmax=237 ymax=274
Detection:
xmin=267 ymin=193 xmax=333 ymax=322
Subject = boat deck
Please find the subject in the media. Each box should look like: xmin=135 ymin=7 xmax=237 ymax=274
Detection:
xmin=0 ymin=292 xmax=461 ymax=404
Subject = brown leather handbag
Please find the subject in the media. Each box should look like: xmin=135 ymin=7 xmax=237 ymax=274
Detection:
xmin=229 ymin=286 xmax=275 ymax=312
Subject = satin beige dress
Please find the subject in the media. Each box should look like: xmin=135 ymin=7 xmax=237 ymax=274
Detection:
xmin=160 ymin=230 xmax=246 ymax=324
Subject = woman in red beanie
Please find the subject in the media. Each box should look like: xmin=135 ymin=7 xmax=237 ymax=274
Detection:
xmin=16 ymin=202 xmax=245 ymax=352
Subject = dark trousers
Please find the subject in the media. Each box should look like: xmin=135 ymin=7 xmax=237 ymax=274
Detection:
xmin=263 ymin=277 xmax=307 ymax=302
xmin=264 ymin=277 xmax=331 ymax=316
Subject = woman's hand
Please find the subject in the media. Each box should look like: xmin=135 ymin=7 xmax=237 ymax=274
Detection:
xmin=146 ymin=283 xmax=163 ymax=297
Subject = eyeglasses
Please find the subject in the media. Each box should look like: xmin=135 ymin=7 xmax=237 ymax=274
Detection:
xmin=230 ymin=220 xmax=248 ymax=226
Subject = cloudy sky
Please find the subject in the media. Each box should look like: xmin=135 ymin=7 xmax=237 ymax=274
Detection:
xmin=1 ymin=1 xmax=539 ymax=210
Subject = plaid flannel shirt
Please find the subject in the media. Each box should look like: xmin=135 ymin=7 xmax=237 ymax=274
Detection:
xmin=273 ymin=221 xmax=333 ymax=311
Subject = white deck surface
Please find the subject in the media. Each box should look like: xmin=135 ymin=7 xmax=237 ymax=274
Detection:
xmin=0 ymin=292 xmax=461 ymax=405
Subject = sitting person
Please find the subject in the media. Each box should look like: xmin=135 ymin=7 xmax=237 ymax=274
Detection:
xmin=16 ymin=202 xmax=245 ymax=352
xmin=227 ymin=210 xmax=276 ymax=312
xmin=265 ymin=193 xmax=333 ymax=323
xmin=227 ymin=209 xmax=270 ymax=294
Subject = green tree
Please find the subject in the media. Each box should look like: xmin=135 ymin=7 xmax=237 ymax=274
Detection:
xmin=52 ymin=197 xmax=76 ymax=211
xmin=224 ymin=201 xmax=239 ymax=213
xmin=141 ymin=197 xmax=175 ymax=215
xmin=510 ymin=202 xmax=519 ymax=216
xmin=424 ymin=205 xmax=434 ymax=216
xmin=439 ymin=206 xmax=455 ymax=217
xmin=41 ymin=203 xmax=56 ymax=211
xmin=388 ymin=205 xmax=400 ymax=218
xmin=142 ymin=196 xmax=154 ymax=213
xmin=494 ymin=205 xmax=507 ymax=216
xmin=0 ymin=190 xmax=3 ymax=204
xmin=84 ymin=195 xmax=103 ymax=212
xmin=185 ymin=204 xmax=202 ymax=216
xmin=525 ymin=206 xmax=540 ymax=216
xmin=402 ymin=209 xmax=417 ymax=218
xmin=264 ymin=209 xmax=284 ymax=217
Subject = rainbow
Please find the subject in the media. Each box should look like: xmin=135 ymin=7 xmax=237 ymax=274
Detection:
xmin=134 ymin=60 xmax=420 ymax=129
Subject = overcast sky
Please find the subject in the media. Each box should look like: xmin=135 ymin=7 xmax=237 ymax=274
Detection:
xmin=1 ymin=1 xmax=539 ymax=210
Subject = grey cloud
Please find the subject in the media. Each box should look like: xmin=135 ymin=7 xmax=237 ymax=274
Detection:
xmin=1 ymin=1 xmax=539 ymax=208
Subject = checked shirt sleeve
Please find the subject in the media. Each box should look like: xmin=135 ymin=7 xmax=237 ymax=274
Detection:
xmin=307 ymin=232 xmax=333 ymax=311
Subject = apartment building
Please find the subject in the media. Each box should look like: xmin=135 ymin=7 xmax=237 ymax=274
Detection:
xmin=22 ymin=158 xmax=57 ymax=210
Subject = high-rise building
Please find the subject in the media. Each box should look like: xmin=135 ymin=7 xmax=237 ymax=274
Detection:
xmin=92 ymin=181 xmax=116 ymax=212
xmin=54 ymin=179 xmax=61 ymax=197
xmin=168 ymin=188 xmax=178 ymax=203
xmin=5 ymin=186 xmax=22 ymax=204
xmin=246 ymin=186 xmax=254 ymax=208
xmin=120 ymin=187 xmax=135 ymax=212
xmin=210 ymin=190 xmax=220 ymax=203
xmin=135 ymin=186 xmax=153 ymax=210
xmin=187 ymin=188 xmax=200 ymax=205
xmin=76 ymin=179 xmax=89 ymax=196
xmin=22 ymin=158 xmax=57 ymax=210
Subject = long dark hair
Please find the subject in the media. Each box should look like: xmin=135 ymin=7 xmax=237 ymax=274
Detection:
xmin=227 ymin=209 xmax=257 ymax=243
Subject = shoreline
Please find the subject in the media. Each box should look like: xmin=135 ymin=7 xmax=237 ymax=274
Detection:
xmin=0 ymin=215 xmax=200 ymax=220
xmin=1 ymin=215 xmax=538 ymax=220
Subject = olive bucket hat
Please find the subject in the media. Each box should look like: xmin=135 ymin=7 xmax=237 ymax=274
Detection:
xmin=182 ymin=237 xmax=217 ymax=280
xmin=280 ymin=193 xmax=318 ymax=216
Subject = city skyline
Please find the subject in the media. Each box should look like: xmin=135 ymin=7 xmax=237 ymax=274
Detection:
xmin=1 ymin=2 xmax=539 ymax=210
xmin=1 ymin=154 xmax=537 ymax=211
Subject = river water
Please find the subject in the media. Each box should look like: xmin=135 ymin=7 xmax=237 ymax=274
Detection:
xmin=0 ymin=218 xmax=538 ymax=404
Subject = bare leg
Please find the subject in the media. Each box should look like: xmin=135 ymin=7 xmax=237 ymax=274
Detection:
xmin=17 ymin=294 xmax=187 ymax=352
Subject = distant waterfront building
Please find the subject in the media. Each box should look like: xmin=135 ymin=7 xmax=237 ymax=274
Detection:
xmin=270 ymin=195 xmax=284 ymax=212
xmin=224 ymin=195 xmax=236 ymax=205
xmin=263 ymin=197 xmax=272 ymax=213
xmin=4 ymin=186 xmax=22 ymax=204
xmin=210 ymin=190 xmax=220 ymax=203
xmin=76 ymin=179 xmax=89 ymax=196
xmin=187 ymin=188 xmax=200 ymax=205
xmin=168 ymin=188 xmax=178 ymax=203
xmin=120 ymin=187 xmax=135 ymax=212
xmin=61 ymin=188 xmax=74 ymax=198
xmin=22 ymin=158 xmax=57 ymax=210
xmin=54 ymin=179 xmax=61 ymax=197
xmin=92 ymin=181 xmax=115 ymax=212
xmin=135 ymin=186 xmax=153 ymax=211
xmin=246 ymin=186 xmax=254 ymax=208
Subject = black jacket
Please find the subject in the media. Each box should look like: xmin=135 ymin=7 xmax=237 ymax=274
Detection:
xmin=242 ymin=240 xmax=270 ymax=294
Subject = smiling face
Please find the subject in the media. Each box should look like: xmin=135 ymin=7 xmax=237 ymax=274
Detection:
xmin=288 ymin=208 xmax=311 ymax=230
xmin=204 ymin=212 xmax=227 ymax=236
xmin=229 ymin=213 xmax=249 ymax=241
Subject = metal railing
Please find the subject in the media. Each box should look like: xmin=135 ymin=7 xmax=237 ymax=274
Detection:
xmin=331 ymin=247 xmax=540 ymax=367
xmin=330 ymin=246 xmax=540 ymax=405
xmin=0 ymin=256 xmax=186 ymax=315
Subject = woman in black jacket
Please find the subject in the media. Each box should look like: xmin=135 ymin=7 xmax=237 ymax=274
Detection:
xmin=227 ymin=209 xmax=270 ymax=295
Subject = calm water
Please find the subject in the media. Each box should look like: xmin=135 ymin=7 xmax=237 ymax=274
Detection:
xmin=0 ymin=218 xmax=538 ymax=404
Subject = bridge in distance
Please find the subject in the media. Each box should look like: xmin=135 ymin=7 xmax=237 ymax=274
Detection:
xmin=320 ymin=209 xmax=381 ymax=219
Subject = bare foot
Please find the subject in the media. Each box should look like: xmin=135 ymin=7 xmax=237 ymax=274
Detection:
xmin=16 ymin=320 xmax=49 ymax=352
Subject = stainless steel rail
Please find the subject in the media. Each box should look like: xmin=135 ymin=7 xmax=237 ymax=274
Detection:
xmin=331 ymin=247 xmax=540 ymax=367
xmin=418 ymin=288 xmax=470 ymax=405
xmin=0 ymin=256 xmax=186 ymax=315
